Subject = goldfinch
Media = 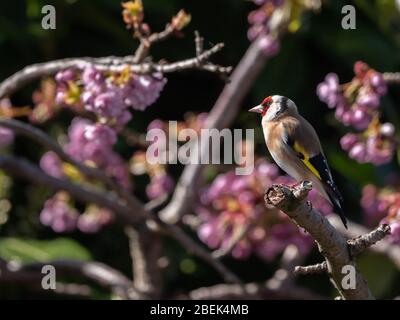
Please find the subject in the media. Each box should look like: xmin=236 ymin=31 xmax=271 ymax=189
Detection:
xmin=249 ymin=95 xmax=347 ymax=228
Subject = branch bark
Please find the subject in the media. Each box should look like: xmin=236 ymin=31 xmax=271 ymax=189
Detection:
xmin=0 ymin=258 xmax=140 ymax=299
xmin=188 ymin=281 xmax=325 ymax=300
xmin=0 ymin=155 xmax=146 ymax=226
xmin=0 ymin=117 xmax=123 ymax=193
xmin=294 ymin=262 xmax=328 ymax=275
xmin=125 ymin=226 xmax=163 ymax=297
xmin=159 ymin=36 xmax=280 ymax=224
xmin=383 ymin=72 xmax=400 ymax=84
xmin=0 ymin=43 xmax=230 ymax=99
xmin=329 ymin=216 xmax=400 ymax=270
xmin=264 ymin=181 xmax=385 ymax=300
xmin=0 ymin=154 xmax=245 ymax=289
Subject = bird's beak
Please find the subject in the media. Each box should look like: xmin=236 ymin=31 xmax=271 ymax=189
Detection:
xmin=248 ymin=104 xmax=264 ymax=113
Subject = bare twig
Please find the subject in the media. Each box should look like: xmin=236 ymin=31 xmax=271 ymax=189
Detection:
xmin=212 ymin=224 xmax=249 ymax=258
xmin=133 ymin=24 xmax=175 ymax=63
xmin=194 ymin=31 xmax=204 ymax=56
xmin=294 ymin=262 xmax=328 ymax=276
xmin=0 ymin=43 xmax=230 ymax=99
xmin=264 ymin=181 xmax=385 ymax=300
xmin=0 ymin=258 xmax=140 ymax=299
xmin=329 ymin=216 xmax=400 ymax=269
xmin=348 ymin=224 xmax=391 ymax=257
xmin=383 ymin=72 xmax=400 ymax=84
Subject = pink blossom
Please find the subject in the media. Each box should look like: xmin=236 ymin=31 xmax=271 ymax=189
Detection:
xmin=196 ymin=160 xmax=333 ymax=261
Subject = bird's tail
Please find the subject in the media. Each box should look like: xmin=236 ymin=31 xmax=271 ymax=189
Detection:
xmin=325 ymin=188 xmax=347 ymax=229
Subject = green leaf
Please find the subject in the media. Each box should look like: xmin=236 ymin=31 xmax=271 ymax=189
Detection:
xmin=0 ymin=237 xmax=92 ymax=263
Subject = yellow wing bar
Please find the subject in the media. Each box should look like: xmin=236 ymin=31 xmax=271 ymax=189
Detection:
xmin=293 ymin=141 xmax=321 ymax=180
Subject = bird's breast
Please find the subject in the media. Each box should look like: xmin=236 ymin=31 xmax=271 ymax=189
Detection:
xmin=262 ymin=120 xmax=303 ymax=181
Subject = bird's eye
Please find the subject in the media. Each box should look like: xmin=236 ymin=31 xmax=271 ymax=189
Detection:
xmin=262 ymin=97 xmax=272 ymax=107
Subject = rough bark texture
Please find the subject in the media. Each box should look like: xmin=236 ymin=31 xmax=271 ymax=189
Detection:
xmin=265 ymin=181 xmax=381 ymax=300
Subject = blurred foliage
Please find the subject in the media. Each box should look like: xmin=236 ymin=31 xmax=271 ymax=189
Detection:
xmin=1 ymin=0 xmax=400 ymax=299
xmin=0 ymin=237 xmax=91 ymax=262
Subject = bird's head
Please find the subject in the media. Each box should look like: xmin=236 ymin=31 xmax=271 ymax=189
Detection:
xmin=249 ymin=95 xmax=297 ymax=121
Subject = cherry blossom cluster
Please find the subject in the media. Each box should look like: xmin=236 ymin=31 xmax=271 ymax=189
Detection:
xmin=196 ymin=160 xmax=333 ymax=261
xmin=361 ymin=184 xmax=400 ymax=244
xmin=340 ymin=119 xmax=396 ymax=165
xmin=41 ymin=117 xmax=131 ymax=190
xmin=40 ymin=192 xmax=112 ymax=233
xmin=39 ymin=118 xmax=130 ymax=233
xmin=317 ymin=61 xmax=396 ymax=165
xmin=55 ymin=67 xmax=167 ymax=128
xmin=0 ymin=99 xmax=17 ymax=146
xmin=24 ymin=2 xmax=201 ymax=235
xmin=247 ymin=0 xmax=284 ymax=57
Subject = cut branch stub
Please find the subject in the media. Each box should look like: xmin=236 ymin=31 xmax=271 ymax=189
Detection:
xmin=264 ymin=181 xmax=375 ymax=300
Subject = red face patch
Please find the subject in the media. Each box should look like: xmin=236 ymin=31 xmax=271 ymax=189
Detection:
xmin=261 ymin=96 xmax=273 ymax=116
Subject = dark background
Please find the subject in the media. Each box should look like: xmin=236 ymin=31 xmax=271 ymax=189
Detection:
xmin=1 ymin=0 xmax=400 ymax=299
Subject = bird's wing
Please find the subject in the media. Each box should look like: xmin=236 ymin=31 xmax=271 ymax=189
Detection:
xmin=282 ymin=117 xmax=347 ymax=228
xmin=282 ymin=117 xmax=343 ymax=204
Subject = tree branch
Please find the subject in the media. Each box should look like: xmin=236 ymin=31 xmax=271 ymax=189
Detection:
xmin=264 ymin=181 xmax=386 ymax=300
xmin=348 ymin=224 xmax=391 ymax=257
xmin=0 ymin=154 xmax=146 ymax=226
xmin=266 ymin=244 xmax=304 ymax=288
xmin=294 ymin=262 xmax=328 ymax=276
xmin=0 ymin=154 xmax=245 ymax=289
xmin=159 ymin=35 xmax=283 ymax=224
xmin=0 ymin=258 xmax=140 ymax=299
xmin=125 ymin=226 xmax=163 ymax=297
xmin=0 ymin=117 xmax=123 ymax=193
xmin=329 ymin=216 xmax=400 ymax=270
xmin=0 ymin=42 xmax=230 ymax=99
xmin=383 ymin=72 xmax=400 ymax=84
xmin=133 ymin=23 xmax=176 ymax=63
xmin=187 ymin=281 xmax=326 ymax=300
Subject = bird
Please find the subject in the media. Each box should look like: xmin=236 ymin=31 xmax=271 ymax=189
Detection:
xmin=249 ymin=95 xmax=347 ymax=228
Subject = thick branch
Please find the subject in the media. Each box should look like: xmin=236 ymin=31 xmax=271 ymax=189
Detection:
xmin=159 ymin=36 xmax=279 ymax=223
xmin=265 ymin=181 xmax=379 ymax=300
xmin=0 ymin=155 xmax=244 ymax=288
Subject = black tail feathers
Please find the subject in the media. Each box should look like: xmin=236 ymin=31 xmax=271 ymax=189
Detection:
xmin=329 ymin=195 xmax=347 ymax=229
